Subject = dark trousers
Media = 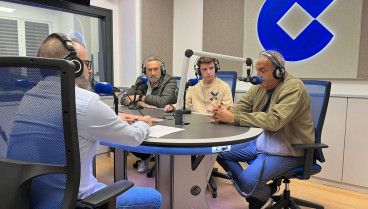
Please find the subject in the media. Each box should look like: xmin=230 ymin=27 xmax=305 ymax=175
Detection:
xmin=131 ymin=151 xmax=151 ymax=160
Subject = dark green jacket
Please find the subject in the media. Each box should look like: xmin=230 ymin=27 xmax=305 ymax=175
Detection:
xmin=121 ymin=74 xmax=177 ymax=108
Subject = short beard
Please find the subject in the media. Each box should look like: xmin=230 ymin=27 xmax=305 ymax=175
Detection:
xmin=149 ymin=74 xmax=161 ymax=84
xmin=75 ymin=72 xmax=91 ymax=90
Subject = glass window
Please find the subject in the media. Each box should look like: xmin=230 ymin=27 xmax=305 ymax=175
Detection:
xmin=0 ymin=0 xmax=113 ymax=85
xmin=0 ymin=18 xmax=18 ymax=56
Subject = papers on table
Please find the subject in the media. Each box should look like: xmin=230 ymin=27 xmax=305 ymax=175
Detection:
xmin=149 ymin=125 xmax=185 ymax=138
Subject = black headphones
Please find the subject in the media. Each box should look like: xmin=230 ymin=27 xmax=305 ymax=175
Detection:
xmin=48 ymin=33 xmax=84 ymax=78
xmin=259 ymin=51 xmax=285 ymax=79
xmin=141 ymin=56 xmax=166 ymax=75
xmin=194 ymin=57 xmax=220 ymax=77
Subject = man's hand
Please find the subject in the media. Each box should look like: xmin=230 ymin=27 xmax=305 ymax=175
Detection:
xmin=164 ymin=104 xmax=174 ymax=112
xmin=118 ymin=113 xmax=135 ymax=124
xmin=137 ymin=101 xmax=157 ymax=109
xmin=124 ymin=95 xmax=137 ymax=106
xmin=208 ymin=103 xmax=234 ymax=124
xmin=139 ymin=115 xmax=152 ymax=126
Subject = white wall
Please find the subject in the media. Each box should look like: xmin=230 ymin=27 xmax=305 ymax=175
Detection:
xmin=172 ymin=0 xmax=204 ymax=79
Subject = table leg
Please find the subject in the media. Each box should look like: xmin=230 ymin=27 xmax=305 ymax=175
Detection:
xmin=156 ymin=154 xmax=217 ymax=209
xmin=114 ymin=148 xmax=128 ymax=181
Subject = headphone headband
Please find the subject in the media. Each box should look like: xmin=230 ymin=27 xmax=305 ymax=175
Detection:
xmin=194 ymin=57 xmax=220 ymax=77
xmin=259 ymin=51 xmax=285 ymax=79
xmin=48 ymin=33 xmax=84 ymax=78
xmin=141 ymin=56 xmax=166 ymax=75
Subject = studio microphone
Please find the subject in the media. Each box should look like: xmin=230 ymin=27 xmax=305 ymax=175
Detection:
xmin=182 ymin=78 xmax=199 ymax=114
xmin=94 ymin=82 xmax=122 ymax=115
xmin=94 ymin=82 xmax=113 ymax=95
xmin=135 ymin=77 xmax=148 ymax=86
xmin=238 ymin=76 xmax=263 ymax=85
xmin=14 ymin=79 xmax=30 ymax=88
xmin=185 ymin=78 xmax=199 ymax=88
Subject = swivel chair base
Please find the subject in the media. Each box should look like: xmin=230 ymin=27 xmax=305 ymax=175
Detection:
xmin=270 ymin=179 xmax=324 ymax=209
xmin=208 ymin=168 xmax=229 ymax=198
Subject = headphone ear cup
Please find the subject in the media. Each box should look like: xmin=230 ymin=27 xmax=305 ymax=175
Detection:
xmin=197 ymin=66 xmax=201 ymax=76
xmin=66 ymin=55 xmax=84 ymax=78
xmin=161 ymin=65 xmax=166 ymax=75
xmin=273 ymin=66 xmax=285 ymax=79
xmin=214 ymin=59 xmax=220 ymax=73
xmin=194 ymin=64 xmax=200 ymax=77
xmin=142 ymin=66 xmax=146 ymax=75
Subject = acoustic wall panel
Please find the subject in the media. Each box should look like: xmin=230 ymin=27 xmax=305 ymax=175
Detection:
xmin=142 ymin=0 xmax=173 ymax=75
xmin=203 ymin=0 xmax=245 ymax=77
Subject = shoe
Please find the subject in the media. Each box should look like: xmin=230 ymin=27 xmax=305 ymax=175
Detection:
xmin=247 ymin=197 xmax=273 ymax=209
xmin=138 ymin=155 xmax=153 ymax=173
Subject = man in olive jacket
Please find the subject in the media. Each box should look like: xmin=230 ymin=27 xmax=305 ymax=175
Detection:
xmin=121 ymin=56 xmax=177 ymax=109
xmin=208 ymin=51 xmax=314 ymax=209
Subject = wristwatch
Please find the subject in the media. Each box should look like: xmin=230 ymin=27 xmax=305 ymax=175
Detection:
xmin=138 ymin=95 xmax=143 ymax=101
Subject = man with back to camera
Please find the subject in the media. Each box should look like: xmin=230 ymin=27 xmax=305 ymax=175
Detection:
xmin=208 ymin=51 xmax=314 ymax=209
xmin=121 ymin=56 xmax=177 ymax=173
xmin=11 ymin=33 xmax=162 ymax=208
xmin=164 ymin=57 xmax=233 ymax=113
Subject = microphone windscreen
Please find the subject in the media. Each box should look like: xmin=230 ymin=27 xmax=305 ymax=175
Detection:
xmin=140 ymin=77 xmax=148 ymax=84
xmin=14 ymin=79 xmax=30 ymax=88
xmin=94 ymin=82 xmax=113 ymax=95
xmin=251 ymin=76 xmax=263 ymax=85
xmin=188 ymin=78 xmax=199 ymax=86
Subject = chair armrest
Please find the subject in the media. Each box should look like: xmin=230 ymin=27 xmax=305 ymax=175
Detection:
xmin=291 ymin=143 xmax=328 ymax=179
xmin=291 ymin=143 xmax=328 ymax=149
xmin=81 ymin=180 xmax=134 ymax=207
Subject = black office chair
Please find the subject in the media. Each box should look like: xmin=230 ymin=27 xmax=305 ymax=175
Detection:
xmin=207 ymin=71 xmax=237 ymax=197
xmin=0 ymin=57 xmax=133 ymax=209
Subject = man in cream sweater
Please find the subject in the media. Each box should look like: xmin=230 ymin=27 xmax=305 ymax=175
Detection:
xmin=164 ymin=57 xmax=233 ymax=113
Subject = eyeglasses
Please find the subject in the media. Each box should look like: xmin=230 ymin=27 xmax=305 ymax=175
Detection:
xmin=82 ymin=60 xmax=92 ymax=70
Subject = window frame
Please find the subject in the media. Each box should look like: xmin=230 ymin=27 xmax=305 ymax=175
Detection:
xmin=2 ymin=0 xmax=114 ymax=84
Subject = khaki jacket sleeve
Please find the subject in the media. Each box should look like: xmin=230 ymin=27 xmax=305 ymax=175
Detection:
xmin=232 ymin=83 xmax=309 ymax=131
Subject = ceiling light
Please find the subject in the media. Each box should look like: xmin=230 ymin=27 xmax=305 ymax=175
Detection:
xmin=0 ymin=7 xmax=16 ymax=13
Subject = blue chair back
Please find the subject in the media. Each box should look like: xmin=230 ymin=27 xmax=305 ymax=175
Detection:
xmin=216 ymin=71 xmax=237 ymax=101
xmin=302 ymin=80 xmax=331 ymax=162
xmin=0 ymin=57 xmax=79 ymax=209
xmin=174 ymin=76 xmax=181 ymax=88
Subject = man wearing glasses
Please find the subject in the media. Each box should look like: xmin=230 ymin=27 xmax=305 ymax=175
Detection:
xmin=32 ymin=34 xmax=163 ymax=208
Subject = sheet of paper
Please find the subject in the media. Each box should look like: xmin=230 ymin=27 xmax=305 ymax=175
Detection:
xmin=149 ymin=125 xmax=185 ymax=138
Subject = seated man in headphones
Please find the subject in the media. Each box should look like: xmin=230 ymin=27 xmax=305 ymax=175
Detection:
xmin=164 ymin=57 xmax=233 ymax=113
xmin=121 ymin=56 xmax=177 ymax=173
xmin=10 ymin=33 xmax=162 ymax=209
xmin=208 ymin=51 xmax=314 ymax=209
xmin=121 ymin=56 xmax=177 ymax=109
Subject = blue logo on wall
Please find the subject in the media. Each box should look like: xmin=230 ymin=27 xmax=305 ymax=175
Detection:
xmin=258 ymin=0 xmax=334 ymax=61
